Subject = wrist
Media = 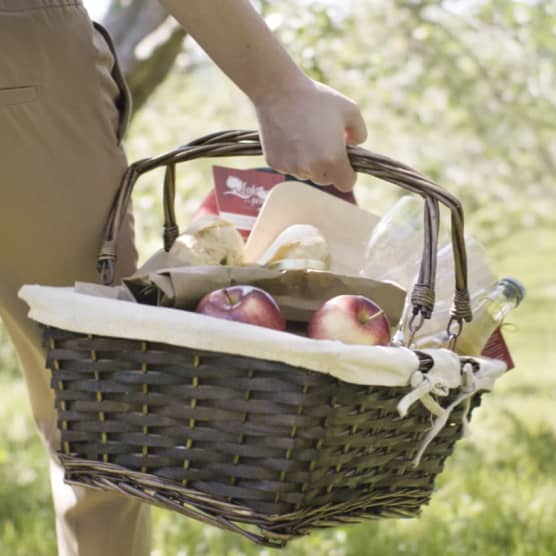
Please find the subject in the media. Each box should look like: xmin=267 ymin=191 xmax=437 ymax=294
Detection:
xmin=249 ymin=68 xmax=315 ymax=108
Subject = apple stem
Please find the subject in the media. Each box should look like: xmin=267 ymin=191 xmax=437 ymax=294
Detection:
xmin=363 ymin=309 xmax=385 ymax=324
xmin=370 ymin=309 xmax=384 ymax=319
xmin=224 ymin=288 xmax=234 ymax=305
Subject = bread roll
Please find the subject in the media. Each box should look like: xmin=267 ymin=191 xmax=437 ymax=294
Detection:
xmin=169 ymin=215 xmax=245 ymax=266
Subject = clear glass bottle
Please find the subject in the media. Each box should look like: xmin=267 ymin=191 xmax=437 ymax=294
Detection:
xmin=454 ymin=277 xmax=525 ymax=356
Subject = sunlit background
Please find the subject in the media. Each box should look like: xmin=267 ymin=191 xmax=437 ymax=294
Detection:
xmin=1 ymin=1 xmax=555 ymax=555
xmin=84 ymin=0 xmax=109 ymax=20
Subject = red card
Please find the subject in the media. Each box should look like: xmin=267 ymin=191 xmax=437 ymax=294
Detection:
xmin=480 ymin=327 xmax=515 ymax=371
xmin=212 ymin=166 xmax=286 ymax=238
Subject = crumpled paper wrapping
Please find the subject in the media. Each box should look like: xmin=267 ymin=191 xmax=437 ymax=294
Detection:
xmin=121 ymin=264 xmax=406 ymax=324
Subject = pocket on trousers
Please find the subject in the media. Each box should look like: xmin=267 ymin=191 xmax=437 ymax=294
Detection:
xmin=92 ymin=21 xmax=132 ymax=143
xmin=0 ymin=86 xmax=37 ymax=107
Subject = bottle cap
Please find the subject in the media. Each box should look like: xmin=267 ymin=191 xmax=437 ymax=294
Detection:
xmin=499 ymin=277 xmax=526 ymax=306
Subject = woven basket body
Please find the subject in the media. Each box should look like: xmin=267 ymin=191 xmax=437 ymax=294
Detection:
xmin=45 ymin=326 xmax=472 ymax=546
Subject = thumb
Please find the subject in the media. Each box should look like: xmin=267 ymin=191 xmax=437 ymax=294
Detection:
xmin=327 ymin=152 xmax=357 ymax=193
xmin=345 ymin=106 xmax=367 ymax=145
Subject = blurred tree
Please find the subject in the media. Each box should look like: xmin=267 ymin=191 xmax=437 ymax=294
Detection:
xmin=102 ymin=0 xmax=186 ymax=114
xmin=104 ymin=0 xmax=555 ymax=242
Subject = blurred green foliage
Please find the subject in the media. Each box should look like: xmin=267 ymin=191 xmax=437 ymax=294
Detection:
xmin=257 ymin=0 xmax=556 ymax=241
xmin=124 ymin=0 xmax=555 ymax=261
xmin=1 ymin=1 xmax=555 ymax=554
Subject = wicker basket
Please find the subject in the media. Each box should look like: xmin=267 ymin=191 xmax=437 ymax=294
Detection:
xmin=39 ymin=130 xmax=486 ymax=547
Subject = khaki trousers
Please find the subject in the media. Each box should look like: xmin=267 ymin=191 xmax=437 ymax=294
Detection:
xmin=0 ymin=1 xmax=151 ymax=554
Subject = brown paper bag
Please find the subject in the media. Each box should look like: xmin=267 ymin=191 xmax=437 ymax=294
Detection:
xmin=122 ymin=264 xmax=405 ymax=325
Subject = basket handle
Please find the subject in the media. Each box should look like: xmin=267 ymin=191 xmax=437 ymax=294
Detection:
xmin=98 ymin=129 xmax=472 ymax=328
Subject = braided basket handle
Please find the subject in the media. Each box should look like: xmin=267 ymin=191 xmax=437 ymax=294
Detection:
xmin=98 ymin=130 xmax=472 ymax=327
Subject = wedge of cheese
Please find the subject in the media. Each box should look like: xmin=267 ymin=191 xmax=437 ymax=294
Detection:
xmin=257 ymin=224 xmax=330 ymax=271
xmin=245 ymin=181 xmax=379 ymax=275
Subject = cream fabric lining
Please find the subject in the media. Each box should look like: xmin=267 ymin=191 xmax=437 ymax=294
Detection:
xmin=19 ymin=284 xmax=506 ymax=389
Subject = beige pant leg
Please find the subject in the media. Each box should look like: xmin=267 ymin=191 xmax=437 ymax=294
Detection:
xmin=0 ymin=2 xmax=150 ymax=555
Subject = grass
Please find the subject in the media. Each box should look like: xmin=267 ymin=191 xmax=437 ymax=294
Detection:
xmin=1 ymin=225 xmax=554 ymax=556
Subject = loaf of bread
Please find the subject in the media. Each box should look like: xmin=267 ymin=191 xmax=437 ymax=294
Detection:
xmin=170 ymin=215 xmax=245 ymax=266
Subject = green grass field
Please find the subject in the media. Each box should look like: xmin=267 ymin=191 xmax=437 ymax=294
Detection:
xmin=1 ymin=226 xmax=554 ymax=556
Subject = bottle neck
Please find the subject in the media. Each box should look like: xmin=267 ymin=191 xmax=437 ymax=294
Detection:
xmin=483 ymin=282 xmax=520 ymax=323
xmin=455 ymin=281 xmax=520 ymax=356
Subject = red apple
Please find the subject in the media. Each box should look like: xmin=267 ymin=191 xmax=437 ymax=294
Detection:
xmin=195 ymin=285 xmax=286 ymax=331
xmin=308 ymin=295 xmax=391 ymax=346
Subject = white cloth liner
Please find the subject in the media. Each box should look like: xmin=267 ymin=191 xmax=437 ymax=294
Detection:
xmin=18 ymin=284 xmax=507 ymax=465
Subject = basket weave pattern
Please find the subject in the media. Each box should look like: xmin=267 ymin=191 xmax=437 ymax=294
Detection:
xmin=46 ymin=326 xmax=469 ymax=545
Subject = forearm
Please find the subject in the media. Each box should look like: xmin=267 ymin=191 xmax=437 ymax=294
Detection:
xmin=158 ymin=0 xmax=367 ymax=191
xmin=158 ymin=0 xmax=309 ymax=102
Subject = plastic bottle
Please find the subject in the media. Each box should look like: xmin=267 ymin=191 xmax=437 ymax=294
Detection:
xmin=394 ymin=235 xmax=495 ymax=347
xmin=360 ymin=196 xmax=425 ymax=291
xmin=411 ymin=237 xmax=495 ymax=344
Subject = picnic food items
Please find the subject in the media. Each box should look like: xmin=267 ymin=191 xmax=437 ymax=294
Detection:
xmin=170 ymin=215 xmax=245 ymax=266
xmin=243 ymin=181 xmax=377 ymax=276
xmin=257 ymin=223 xmax=330 ymax=270
xmin=135 ymin=214 xmax=246 ymax=275
xmin=195 ymin=284 xmax=286 ymax=331
xmin=308 ymin=294 xmax=391 ymax=346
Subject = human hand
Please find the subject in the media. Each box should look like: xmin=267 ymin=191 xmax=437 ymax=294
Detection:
xmin=254 ymin=78 xmax=367 ymax=192
xmin=158 ymin=0 xmax=366 ymax=191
